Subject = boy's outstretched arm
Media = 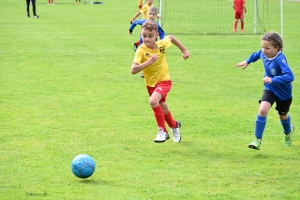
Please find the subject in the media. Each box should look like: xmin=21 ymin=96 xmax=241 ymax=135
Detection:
xmin=168 ymin=35 xmax=190 ymax=60
xmin=235 ymin=61 xmax=249 ymax=70
xmin=129 ymin=19 xmax=145 ymax=35
xmin=131 ymin=12 xmax=141 ymax=23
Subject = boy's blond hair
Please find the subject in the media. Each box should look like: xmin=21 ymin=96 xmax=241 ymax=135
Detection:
xmin=148 ymin=6 xmax=158 ymax=14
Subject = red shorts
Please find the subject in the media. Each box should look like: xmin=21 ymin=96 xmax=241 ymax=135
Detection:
xmin=147 ymin=80 xmax=172 ymax=103
xmin=235 ymin=12 xmax=244 ymax=19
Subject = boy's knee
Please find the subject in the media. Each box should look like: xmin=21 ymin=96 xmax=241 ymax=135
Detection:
xmin=149 ymin=99 xmax=159 ymax=108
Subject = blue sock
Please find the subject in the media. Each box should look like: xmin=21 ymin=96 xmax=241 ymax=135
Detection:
xmin=280 ymin=115 xmax=291 ymax=134
xmin=255 ymin=115 xmax=266 ymax=139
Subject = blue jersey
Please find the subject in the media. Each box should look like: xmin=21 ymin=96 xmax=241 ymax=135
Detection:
xmin=129 ymin=19 xmax=165 ymax=44
xmin=247 ymin=50 xmax=294 ymax=101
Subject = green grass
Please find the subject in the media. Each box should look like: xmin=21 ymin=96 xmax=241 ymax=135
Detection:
xmin=1 ymin=0 xmax=300 ymax=199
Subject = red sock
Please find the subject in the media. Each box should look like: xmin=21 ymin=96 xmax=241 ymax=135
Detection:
xmin=234 ymin=21 xmax=238 ymax=30
xmin=241 ymin=20 xmax=244 ymax=30
xmin=136 ymin=40 xmax=141 ymax=45
xmin=164 ymin=111 xmax=176 ymax=128
xmin=152 ymin=106 xmax=166 ymax=132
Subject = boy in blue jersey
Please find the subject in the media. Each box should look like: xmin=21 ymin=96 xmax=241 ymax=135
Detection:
xmin=235 ymin=32 xmax=294 ymax=150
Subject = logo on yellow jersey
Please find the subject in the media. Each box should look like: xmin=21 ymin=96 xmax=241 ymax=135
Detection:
xmin=159 ymin=46 xmax=166 ymax=54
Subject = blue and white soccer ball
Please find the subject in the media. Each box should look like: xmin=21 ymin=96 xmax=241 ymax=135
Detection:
xmin=71 ymin=154 xmax=95 ymax=178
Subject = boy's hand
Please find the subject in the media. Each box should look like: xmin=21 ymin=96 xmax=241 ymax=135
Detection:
xmin=235 ymin=61 xmax=248 ymax=70
xmin=130 ymin=19 xmax=134 ymax=24
xmin=263 ymin=77 xmax=272 ymax=84
xmin=147 ymin=54 xmax=158 ymax=64
xmin=129 ymin=29 xmax=133 ymax=35
xmin=182 ymin=50 xmax=190 ymax=60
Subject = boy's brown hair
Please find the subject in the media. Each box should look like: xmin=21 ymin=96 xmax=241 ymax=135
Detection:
xmin=141 ymin=21 xmax=158 ymax=32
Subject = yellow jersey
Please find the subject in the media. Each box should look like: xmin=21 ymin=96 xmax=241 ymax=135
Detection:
xmin=140 ymin=4 xmax=152 ymax=19
xmin=138 ymin=0 xmax=143 ymax=6
xmin=133 ymin=36 xmax=172 ymax=87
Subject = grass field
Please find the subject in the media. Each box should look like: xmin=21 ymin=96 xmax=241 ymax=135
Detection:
xmin=1 ymin=0 xmax=300 ymax=199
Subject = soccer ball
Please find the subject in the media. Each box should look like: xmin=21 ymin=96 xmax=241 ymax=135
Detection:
xmin=71 ymin=154 xmax=96 ymax=178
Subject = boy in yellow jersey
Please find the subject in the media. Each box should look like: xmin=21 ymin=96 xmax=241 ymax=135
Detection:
xmin=138 ymin=0 xmax=143 ymax=10
xmin=131 ymin=21 xmax=190 ymax=142
xmin=131 ymin=0 xmax=154 ymax=23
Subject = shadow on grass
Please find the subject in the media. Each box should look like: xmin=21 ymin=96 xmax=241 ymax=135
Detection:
xmin=71 ymin=178 xmax=109 ymax=185
xmin=26 ymin=191 xmax=47 ymax=196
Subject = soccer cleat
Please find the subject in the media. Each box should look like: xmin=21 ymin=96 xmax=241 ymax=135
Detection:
xmin=154 ymin=130 xmax=168 ymax=143
xmin=241 ymin=29 xmax=245 ymax=33
xmin=171 ymin=121 xmax=181 ymax=142
xmin=27 ymin=15 xmax=30 ymax=18
xmin=233 ymin=29 xmax=236 ymax=32
xmin=284 ymin=125 xmax=294 ymax=146
xmin=165 ymin=132 xmax=170 ymax=140
xmin=248 ymin=138 xmax=261 ymax=150
xmin=140 ymin=72 xmax=144 ymax=78
xmin=133 ymin=43 xmax=138 ymax=52
xmin=34 ymin=15 xmax=39 ymax=18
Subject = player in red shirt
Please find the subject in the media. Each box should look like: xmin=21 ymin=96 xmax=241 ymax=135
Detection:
xmin=233 ymin=0 xmax=246 ymax=32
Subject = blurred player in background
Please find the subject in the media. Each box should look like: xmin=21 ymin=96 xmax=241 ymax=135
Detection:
xmin=129 ymin=7 xmax=165 ymax=51
xmin=47 ymin=0 xmax=54 ymax=5
xmin=130 ymin=0 xmax=161 ymax=50
xmin=232 ymin=0 xmax=246 ymax=32
xmin=26 ymin=0 xmax=39 ymax=18
xmin=138 ymin=0 xmax=143 ymax=10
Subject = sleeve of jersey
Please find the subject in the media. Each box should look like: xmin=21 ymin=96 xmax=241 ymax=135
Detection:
xmin=129 ymin=20 xmax=145 ymax=31
xmin=161 ymin=36 xmax=172 ymax=49
xmin=272 ymin=56 xmax=294 ymax=84
xmin=246 ymin=50 xmax=262 ymax=64
xmin=133 ymin=50 xmax=144 ymax=65
xmin=140 ymin=6 xmax=147 ymax=14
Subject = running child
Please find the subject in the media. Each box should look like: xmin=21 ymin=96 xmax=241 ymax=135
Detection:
xmin=131 ymin=21 xmax=190 ymax=143
xmin=235 ymin=32 xmax=294 ymax=150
